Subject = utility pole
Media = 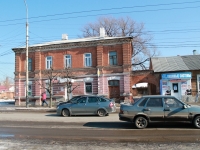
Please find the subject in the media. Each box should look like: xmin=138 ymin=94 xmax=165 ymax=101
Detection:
xmin=24 ymin=0 xmax=29 ymax=107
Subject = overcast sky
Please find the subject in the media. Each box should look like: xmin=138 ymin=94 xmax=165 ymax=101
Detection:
xmin=0 ymin=0 xmax=200 ymax=81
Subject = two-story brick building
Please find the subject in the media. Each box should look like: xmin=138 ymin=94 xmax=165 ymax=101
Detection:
xmin=12 ymin=30 xmax=133 ymax=106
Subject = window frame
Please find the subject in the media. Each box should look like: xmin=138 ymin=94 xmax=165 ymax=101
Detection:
xmin=85 ymin=82 xmax=92 ymax=94
xmin=146 ymin=98 xmax=163 ymax=107
xmin=24 ymin=82 xmax=32 ymax=96
xmin=46 ymin=56 xmax=52 ymax=69
xmin=109 ymin=51 xmax=117 ymax=65
xmin=64 ymin=54 xmax=72 ymax=68
xmin=84 ymin=53 xmax=92 ymax=67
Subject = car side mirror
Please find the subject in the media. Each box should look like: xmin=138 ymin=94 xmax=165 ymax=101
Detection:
xmin=183 ymin=105 xmax=187 ymax=109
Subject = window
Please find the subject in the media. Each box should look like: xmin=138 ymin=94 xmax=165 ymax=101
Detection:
xmin=109 ymin=51 xmax=117 ymax=65
xmin=28 ymin=84 xmax=32 ymax=96
xmin=108 ymin=80 xmax=119 ymax=86
xmin=164 ymin=98 xmax=183 ymax=108
xmin=28 ymin=58 xmax=32 ymax=71
xmin=88 ymin=97 xmax=98 ymax=103
xmin=84 ymin=53 xmax=92 ymax=67
xmin=146 ymin=98 xmax=163 ymax=107
xmin=138 ymin=98 xmax=148 ymax=107
xmin=25 ymin=82 xmax=32 ymax=96
xmin=65 ymin=55 xmax=71 ymax=68
xmin=46 ymin=56 xmax=52 ymax=69
xmin=77 ymin=97 xmax=87 ymax=103
xmin=99 ymin=97 xmax=107 ymax=102
xmin=85 ymin=82 xmax=92 ymax=93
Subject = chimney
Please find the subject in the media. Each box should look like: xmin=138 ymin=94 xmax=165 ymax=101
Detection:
xmin=193 ymin=50 xmax=197 ymax=55
xmin=62 ymin=34 xmax=68 ymax=40
xmin=100 ymin=27 xmax=105 ymax=38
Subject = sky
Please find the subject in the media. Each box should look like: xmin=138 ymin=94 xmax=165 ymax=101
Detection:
xmin=0 ymin=0 xmax=200 ymax=81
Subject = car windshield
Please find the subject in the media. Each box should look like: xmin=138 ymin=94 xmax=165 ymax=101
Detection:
xmin=68 ymin=96 xmax=81 ymax=103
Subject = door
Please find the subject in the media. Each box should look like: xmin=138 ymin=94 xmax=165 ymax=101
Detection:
xmin=144 ymin=98 xmax=164 ymax=121
xmin=70 ymin=97 xmax=87 ymax=115
xmin=172 ymin=83 xmax=180 ymax=99
xmin=84 ymin=97 xmax=100 ymax=114
xmin=164 ymin=97 xmax=189 ymax=121
xmin=108 ymin=80 xmax=120 ymax=99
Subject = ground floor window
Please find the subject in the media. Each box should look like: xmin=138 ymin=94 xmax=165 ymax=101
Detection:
xmin=28 ymin=84 xmax=32 ymax=96
xmin=108 ymin=80 xmax=119 ymax=86
xmin=85 ymin=82 xmax=92 ymax=93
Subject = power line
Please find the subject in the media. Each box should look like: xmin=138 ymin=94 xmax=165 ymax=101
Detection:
xmin=1 ymin=0 xmax=200 ymax=23
xmin=1 ymin=2 xmax=200 ymax=26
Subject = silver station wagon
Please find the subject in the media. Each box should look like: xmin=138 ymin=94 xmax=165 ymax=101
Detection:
xmin=119 ymin=95 xmax=200 ymax=129
xmin=57 ymin=95 xmax=116 ymax=117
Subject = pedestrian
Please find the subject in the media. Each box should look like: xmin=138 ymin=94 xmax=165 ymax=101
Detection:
xmin=41 ymin=92 xmax=48 ymax=106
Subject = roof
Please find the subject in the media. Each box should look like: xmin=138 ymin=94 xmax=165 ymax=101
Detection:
xmin=13 ymin=36 xmax=132 ymax=49
xmin=151 ymin=55 xmax=200 ymax=72
xmin=0 ymin=86 xmax=9 ymax=92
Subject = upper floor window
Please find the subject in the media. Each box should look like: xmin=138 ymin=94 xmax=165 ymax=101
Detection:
xmin=65 ymin=55 xmax=71 ymax=68
xmin=84 ymin=53 xmax=92 ymax=67
xmin=46 ymin=56 xmax=52 ymax=69
xmin=109 ymin=51 xmax=117 ymax=65
xmin=28 ymin=58 xmax=32 ymax=71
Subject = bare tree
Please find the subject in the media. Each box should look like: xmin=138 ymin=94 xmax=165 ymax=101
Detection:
xmin=80 ymin=16 xmax=159 ymax=70
xmin=61 ymin=67 xmax=79 ymax=101
xmin=35 ymin=67 xmax=62 ymax=108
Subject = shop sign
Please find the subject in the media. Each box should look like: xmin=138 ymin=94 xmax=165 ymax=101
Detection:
xmin=162 ymin=72 xmax=191 ymax=79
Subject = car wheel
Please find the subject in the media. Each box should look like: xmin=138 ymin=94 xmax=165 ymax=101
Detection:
xmin=61 ymin=109 xmax=70 ymax=117
xmin=97 ymin=109 xmax=106 ymax=117
xmin=135 ymin=116 xmax=148 ymax=129
xmin=193 ymin=116 xmax=200 ymax=128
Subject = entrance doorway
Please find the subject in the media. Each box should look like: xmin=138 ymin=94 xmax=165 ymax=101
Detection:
xmin=108 ymin=80 xmax=120 ymax=99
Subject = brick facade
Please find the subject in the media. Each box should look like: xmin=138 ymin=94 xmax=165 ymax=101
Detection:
xmin=12 ymin=36 xmax=133 ymax=106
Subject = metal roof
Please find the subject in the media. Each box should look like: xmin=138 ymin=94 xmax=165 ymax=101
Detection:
xmin=151 ymin=55 xmax=200 ymax=72
xmin=13 ymin=36 xmax=132 ymax=49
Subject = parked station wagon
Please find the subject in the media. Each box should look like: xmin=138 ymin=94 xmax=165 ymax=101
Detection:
xmin=119 ymin=95 xmax=200 ymax=129
xmin=57 ymin=95 xmax=116 ymax=117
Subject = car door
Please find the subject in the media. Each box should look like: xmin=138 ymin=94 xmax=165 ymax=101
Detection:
xmin=164 ymin=98 xmax=189 ymax=121
xmin=144 ymin=98 xmax=164 ymax=121
xmin=84 ymin=97 xmax=99 ymax=114
xmin=70 ymin=97 xmax=87 ymax=115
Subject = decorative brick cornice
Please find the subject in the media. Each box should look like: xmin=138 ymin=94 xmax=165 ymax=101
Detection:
xmin=12 ymin=37 xmax=133 ymax=53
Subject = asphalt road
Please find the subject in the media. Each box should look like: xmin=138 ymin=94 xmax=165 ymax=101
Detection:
xmin=1 ymin=112 xmax=200 ymax=143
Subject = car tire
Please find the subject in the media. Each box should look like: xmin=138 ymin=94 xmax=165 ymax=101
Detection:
xmin=193 ymin=116 xmax=200 ymax=128
xmin=135 ymin=116 xmax=148 ymax=129
xmin=97 ymin=109 xmax=106 ymax=117
xmin=61 ymin=109 xmax=70 ymax=117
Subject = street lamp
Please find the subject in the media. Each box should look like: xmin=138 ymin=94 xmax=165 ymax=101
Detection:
xmin=24 ymin=0 xmax=29 ymax=107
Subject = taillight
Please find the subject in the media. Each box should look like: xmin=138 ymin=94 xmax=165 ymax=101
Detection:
xmin=120 ymin=109 xmax=124 ymax=114
xmin=109 ymin=102 xmax=114 ymax=108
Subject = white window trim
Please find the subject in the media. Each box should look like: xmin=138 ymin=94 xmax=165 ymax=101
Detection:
xmin=84 ymin=53 xmax=92 ymax=67
xmin=46 ymin=56 xmax=52 ymax=69
xmin=64 ymin=55 xmax=72 ymax=68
